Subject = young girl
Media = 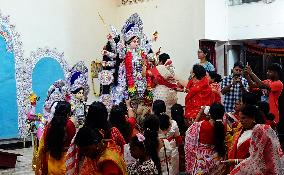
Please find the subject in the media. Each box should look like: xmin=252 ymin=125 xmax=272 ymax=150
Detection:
xmin=153 ymin=100 xmax=180 ymax=174
xmin=171 ymin=103 xmax=186 ymax=172
xmin=208 ymin=71 xmax=222 ymax=103
xmin=158 ymin=113 xmax=179 ymax=175
xmin=127 ymin=133 xmax=158 ymax=175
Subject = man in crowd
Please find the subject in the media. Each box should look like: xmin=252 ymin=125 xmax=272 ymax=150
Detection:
xmin=244 ymin=63 xmax=283 ymax=124
xmin=221 ymin=62 xmax=249 ymax=112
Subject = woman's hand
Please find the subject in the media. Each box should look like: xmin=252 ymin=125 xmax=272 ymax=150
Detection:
xmin=107 ymin=34 xmax=113 ymax=41
xmin=125 ymin=99 xmax=131 ymax=108
xmin=194 ymin=106 xmax=206 ymax=122
xmin=199 ymin=106 xmax=206 ymax=114
xmin=101 ymin=50 xmax=108 ymax=55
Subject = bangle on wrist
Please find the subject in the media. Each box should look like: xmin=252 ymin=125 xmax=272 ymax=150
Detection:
xmin=235 ymin=159 xmax=239 ymax=164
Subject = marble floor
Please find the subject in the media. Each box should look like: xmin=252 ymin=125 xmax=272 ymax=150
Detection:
xmin=0 ymin=147 xmax=34 ymax=175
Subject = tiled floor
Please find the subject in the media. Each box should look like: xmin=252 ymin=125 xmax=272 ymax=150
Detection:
xmin=0 ymin=147 xmax=34 ymax=175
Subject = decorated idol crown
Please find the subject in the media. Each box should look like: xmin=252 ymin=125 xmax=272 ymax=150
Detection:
xmin=121 ymin=13 xmax=143 ymax=42
xmin=67 ymin=61 xmax=89 ymax=98
xmin=44 ymin=79 xmax=67 ymax=110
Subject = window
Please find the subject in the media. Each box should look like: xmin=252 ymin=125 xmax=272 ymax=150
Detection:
xmin=228 ymin=0 xmax=275 ymax=6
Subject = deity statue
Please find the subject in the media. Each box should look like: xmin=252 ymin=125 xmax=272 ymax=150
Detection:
xmin=98 ymin=26 xmax=121 ymax=110
xmin=67 ymin=61 xmax=89 ymax=127
xmin=120 ymin=13 xmax=154 ymax=107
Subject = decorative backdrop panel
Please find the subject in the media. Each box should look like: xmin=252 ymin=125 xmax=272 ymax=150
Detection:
xmin=32 ymin=57 xmax=65 ymax=114
xmin=0 ymin=12 xmax=25 ymax=139
xmin=0 ymin=36 xmax=18 ymax=139
xmin=0 ymin=11 xmax=69 ymax=139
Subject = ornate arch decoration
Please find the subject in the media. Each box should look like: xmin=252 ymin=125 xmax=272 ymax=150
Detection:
xmin=29 ymin=47 xmax=69 ymax=78
xmin=27 ymin=47 xmax=70 ymax=123
xmin=0 ymin=11 xmax=27 ymax=138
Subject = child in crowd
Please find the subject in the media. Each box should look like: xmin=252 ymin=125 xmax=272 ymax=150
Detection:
xmin=171 ymin=103 xmax=186 ymax=172
xmin=208 ymin=71 xmax=223 ymax=103
xmin=158 ymin=113 xmax=179 ymax=175
xmin=127 ymin=134 xmax=158 ymax=175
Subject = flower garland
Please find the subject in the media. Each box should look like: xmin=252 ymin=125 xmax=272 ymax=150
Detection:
xmin=125 ymin=51 xmax=136 ymax=97
xmin=245 ymin=43 xmax=284 ymax=56
xmin=142 ymin=52 xmax=154 ymax=103
xmin=125 ymin=49 xmax=154 ymax=104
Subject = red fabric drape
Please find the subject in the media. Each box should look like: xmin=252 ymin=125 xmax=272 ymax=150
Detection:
xmin=199 ymin=40 xmax=217 ymax=71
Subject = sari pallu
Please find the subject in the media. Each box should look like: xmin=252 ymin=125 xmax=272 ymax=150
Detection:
xmin=228 ymin=129 xmax=251 ymax=161
xmin=150 ymin=65 xmax=177 ymax=115
xmin=185 ymin=121 xmax=225 ymax=175
xmin=230 ymin=124 xmax=284 ymax=175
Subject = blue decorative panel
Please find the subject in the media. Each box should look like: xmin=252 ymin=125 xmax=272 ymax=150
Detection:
xmin=32 ymin=57 xmax=65 ymax=114
xmin=0 ymin=36 xmax=18 ymax=139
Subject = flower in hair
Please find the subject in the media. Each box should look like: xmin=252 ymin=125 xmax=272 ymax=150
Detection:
xmin=136 ymin=133 xmax=145 ymax=142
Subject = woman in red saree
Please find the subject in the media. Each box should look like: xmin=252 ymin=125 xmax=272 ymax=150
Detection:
xmin=184 ymin=103 xmax=226 ymax=175
xmin=230 ymin=124 xmax=284 ymax=175
xmin=228 ymin=104 xmax=258 ymax=171
xmin=176 ymin=64 xmax=213 ymax=124
xmin=36 ymin=101 xmax=76 ymax=175
xmin=74 ymin=127 xmax=127 ymax=175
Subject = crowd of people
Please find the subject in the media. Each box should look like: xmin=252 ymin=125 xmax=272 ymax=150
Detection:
xmin=32 ymin=44 xmax=284 ymax=175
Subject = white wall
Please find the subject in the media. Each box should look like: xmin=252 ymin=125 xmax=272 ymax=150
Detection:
xmin=0 ymin=0 xmax=117 ymax=103
xmin=215 ymin=42 xmax=226 ymax=76
xmin=204 ymin=0 xmax=228 ymax=41
xmin=227 ymin=48 xmax=239 ymax=73
xmin=116 ymin=0 xmax=205 ymax=105
xmin=1 ymin=0 xmax=206 ymax=105
xmin=228 ymin=0 xmax=284 ymax=40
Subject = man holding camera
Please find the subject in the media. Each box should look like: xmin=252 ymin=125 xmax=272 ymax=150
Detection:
xmin=221 ymin=62 xmax=249 ymax=112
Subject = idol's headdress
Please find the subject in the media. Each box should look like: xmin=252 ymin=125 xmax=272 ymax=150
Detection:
xmin=67 ymin=61 xmax=89 ymax=99
xmin=44 ymin=79 xmax=67 ymax=111
xmin=121 ymin=13 xmax=143 ymax=42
